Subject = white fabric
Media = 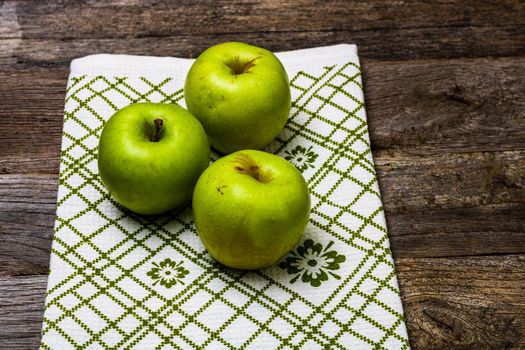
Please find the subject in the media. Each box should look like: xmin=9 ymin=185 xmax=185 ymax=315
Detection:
xmin=40 ymin=44 xmax=410 ymax=350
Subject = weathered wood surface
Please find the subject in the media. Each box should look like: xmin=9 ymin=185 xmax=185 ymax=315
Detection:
xmin=0 ymin=68 xmax=66 ymax=174
xmin=1 ymin=0 xmax=524 ymax=349
xmin=0 ymin=275 xmax=47 ymax=350
xmin=1 ymin=0 xmax=525 ymax=66
xmin=398 ymin=255 xmax=525 ymax=350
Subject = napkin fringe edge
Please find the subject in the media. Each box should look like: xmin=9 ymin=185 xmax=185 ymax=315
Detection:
xmin=69 ymin=44 xmax=358 ymax=76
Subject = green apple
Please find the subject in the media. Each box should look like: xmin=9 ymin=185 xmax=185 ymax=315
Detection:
xmin=98 ymin=103 xmax=210 ymax=215
xmin=192 ymin=150 xmax=310 ymax=269
xmin=184 ymin=42 xmax=291 ymax=154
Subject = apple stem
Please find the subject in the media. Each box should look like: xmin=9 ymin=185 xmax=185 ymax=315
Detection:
xmin=151 ymin=119 xmax=163 ymax=142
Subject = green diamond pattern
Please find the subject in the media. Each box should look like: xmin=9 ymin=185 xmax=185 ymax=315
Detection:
xmin=40 ymin=54 xmax=410 ymax=349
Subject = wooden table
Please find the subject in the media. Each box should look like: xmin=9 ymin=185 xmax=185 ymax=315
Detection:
xmin=1 ymin=1 xmax=524 ymax=349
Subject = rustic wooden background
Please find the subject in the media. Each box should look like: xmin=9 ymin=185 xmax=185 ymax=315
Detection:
xmin=1 ymin=1 xmax=524 ymax=349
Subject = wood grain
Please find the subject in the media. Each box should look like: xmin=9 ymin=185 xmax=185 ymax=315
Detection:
xmin=1 ymin=0 xmax=524 ymax=67
xmin=364 ymin=58 xmax=525 ymax=154
xmin=0 ymin=68 xmax=66 ymax=174
xmin=379 ymin=150 xmax=525 ymax=258
xmin=0 ymin=175 xmax=57 ymax=276
xmin=10 ymin=0 xmax=525 ymax=39
xmin=397 ymin=255 xmax=525 ymax=350
xmin=0 ymin=275 xmax=47 ymax=350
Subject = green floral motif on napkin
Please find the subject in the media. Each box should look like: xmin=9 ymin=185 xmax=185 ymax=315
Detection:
xmin=279 ymin=240 xmax=346 ymax=287
xmin=284 ymin=145 xmax=318 ymax=172
xmin=147 ymin=258 xmax=189 ymax=288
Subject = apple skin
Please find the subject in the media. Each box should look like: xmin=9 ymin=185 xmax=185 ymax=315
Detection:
xmin=184 ymin=42 xmax=291 ymax=154
xmin=98 ymin=103 xmax=210 ymax=215
xmin=192 ymin=150 xmax=310 ymax=270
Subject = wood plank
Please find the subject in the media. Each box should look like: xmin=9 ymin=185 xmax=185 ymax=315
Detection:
xmin=0 ymin=68 xmax=66 ymax=174
xmin=1 ymin=148 xmax=523 ymax=275
xmin=377 ymin=149 xmax=525 ymax=217
xmin=388 ymin=203 xmax=525 ymax=259
xmin=0 ymin=0 xmax=523 ymax=64
xmin=2 ymin=27 xmax=524 ymax=68
xmin=397 ymin=254 xmax=525 ymax=349
xmin=0 ymin=175 xmax=57 ymax=276
xmin=378 ymin=150 xmax=525 ymax=258
xmin=1 ymin=56 xmax=524 ymax=176
xmin=363 ymin=57 xmax=525 ymax=154
xmin=9 ymin=0 xmax=525 ymax=39
xmin=0 ymin=275 xmax=46 ymax=350
xmin=1 ymin=256 xmax=523 ymax=349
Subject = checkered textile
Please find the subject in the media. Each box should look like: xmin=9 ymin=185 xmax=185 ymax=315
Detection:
xmin=40 ymin=44 xmax=410 ymax=349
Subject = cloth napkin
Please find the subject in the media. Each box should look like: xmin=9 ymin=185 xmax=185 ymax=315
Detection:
xmin=40 ymin=44 xmax=410 ymax=350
